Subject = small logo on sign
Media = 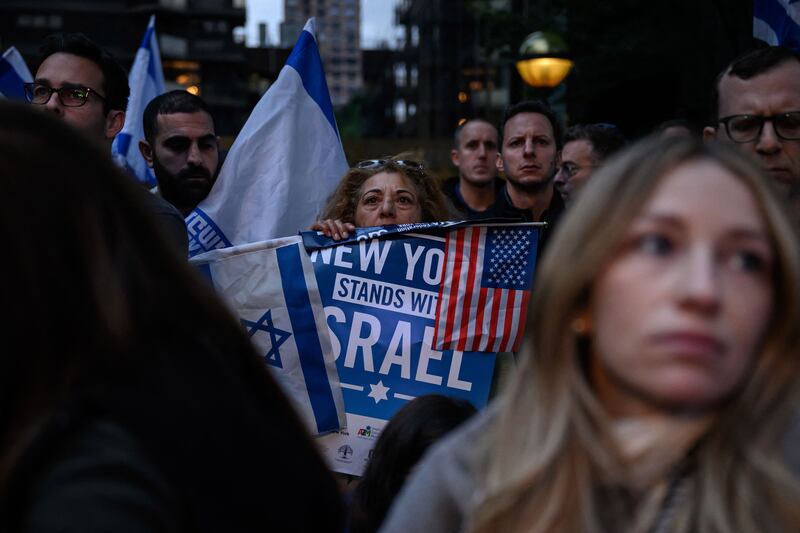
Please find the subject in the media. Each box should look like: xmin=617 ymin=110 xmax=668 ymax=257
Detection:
xmin=337 ymin=445 xmax=354 ymax=461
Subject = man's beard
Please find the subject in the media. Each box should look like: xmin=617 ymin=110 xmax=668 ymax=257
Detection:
xmin=153 ymin=156 xmax=216 ymax=212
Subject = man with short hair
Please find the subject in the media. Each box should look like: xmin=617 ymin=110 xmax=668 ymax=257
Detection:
xmin=27 ymin=33 xmax=188 ymax=253
xmin=28 ymin=33 xmax=128 ymax=149
xmin=493 ymin=100 xmax=566 ymax=253
xmin=443 ymin=119 xmax=503 ymax=219
xmin=704 ymin=46 xmax=800 ymax=206
xmin=139 ymin=90 xmax=220 ymax=216
xmin=554 ymin=123 xmax=627 ymax=205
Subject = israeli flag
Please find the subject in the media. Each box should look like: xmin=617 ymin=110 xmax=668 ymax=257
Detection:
xmin=186 ymin=18 xmax=348 ymax=257
xmin=112 ymin=15 xmax=165 ymax=187
xmin=0 ymin=46 xmax=33 ymax=101
xmin=754 ymin=0 xmax=800 ymax=50
xmin=191 ymin=236 xmax=346 ymax=435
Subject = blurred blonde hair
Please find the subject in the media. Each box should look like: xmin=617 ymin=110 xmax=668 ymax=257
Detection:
xmin=468 ymin=135 xmax=800 ymax=532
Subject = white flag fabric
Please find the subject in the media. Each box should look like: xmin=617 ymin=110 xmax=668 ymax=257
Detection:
xmin=186 ymin=18 xmax=348 ymax=257
xmin=190 ymin=236 xmax=346 ymax=435
xmin=112 ymin=15 xmax=165 ymax=187
xmin=0 ymin=46 xmax=33 ymax=101
xmin=754 ymin=0 xmax=800 ymax=49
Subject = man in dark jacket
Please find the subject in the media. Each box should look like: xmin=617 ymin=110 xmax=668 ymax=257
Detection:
xmin=704 ymin=46 xmax=800 ymax=224
xmin=139 ymin=90 xmax=220 ymax=217
xmin=492 ymin=100 xmax=566 ymax=255
xmin=443 ymin=118 xmax=504 ymax=219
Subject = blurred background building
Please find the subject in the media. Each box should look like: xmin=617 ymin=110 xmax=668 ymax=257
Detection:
xmin=0 ymin=0 xmax=250 ymax=142
xmin=280 ymin=0 xmax=362 ymax=107
xmin=0 ymin=0 xmax=758 ymax=166
xmin=393 ymin=0 xmax=504 ymax=140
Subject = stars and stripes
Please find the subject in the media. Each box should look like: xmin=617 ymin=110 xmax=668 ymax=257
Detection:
xmin=433 ymin=225 xmax=539 ymax=353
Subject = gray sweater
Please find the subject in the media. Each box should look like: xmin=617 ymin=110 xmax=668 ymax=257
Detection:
xmin=379 ymin=408 xmax=493 ymax=533
xmin=380 ymin=407 xmax=800 ymax=533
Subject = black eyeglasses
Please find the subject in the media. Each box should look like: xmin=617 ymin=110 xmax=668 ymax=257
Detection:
xmin=355 ymin=159 xmax=425 ymax=171
xmin=24 ymin=83 xmax=107 ymax=107
xmin=718 ymin=112 xmax=800 ymax=143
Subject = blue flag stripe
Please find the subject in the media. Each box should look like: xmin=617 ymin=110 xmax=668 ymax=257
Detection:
xmin=115 ymin=132 xmax=132 ymax=157
xmin=755 ymin=0 xmax=800 ymax=48
xmin=276 ymin=244 xmax=339 ymax=433
xmin=111 ymin=16 xmax=162 ymax=187
xmin=286 ymin=30 xmax=338 ymax=135
xmin=0 ymin=56 xmax=27 ymax=100
xmin=195 ymin=262 xmax=214 ymax=286
xmin=187 ymin=208 xmax=233 ymax=253
xmin=139 ymin=24 xmax=161 ymax=81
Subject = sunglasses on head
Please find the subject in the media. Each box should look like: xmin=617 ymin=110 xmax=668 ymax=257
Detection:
xmin=355 ymin=159 xmax=425 ymax=171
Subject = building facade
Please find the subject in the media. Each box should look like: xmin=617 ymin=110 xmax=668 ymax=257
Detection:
xmin=281 ymin=0 xmax=362 ymax=107
xmin=0 ymin=0 xmax=249 ymax=140
xmin=394 ymin=0 xmax=510 ymax=140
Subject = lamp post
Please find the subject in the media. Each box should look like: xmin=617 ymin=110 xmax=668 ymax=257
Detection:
xmin=516 ymin=31 xmax=573 ymax=88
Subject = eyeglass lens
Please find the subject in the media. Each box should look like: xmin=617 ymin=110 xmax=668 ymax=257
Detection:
xmin=726 ymin=113 xmax=800 ymax=142
xmin=25 ymin=84 xmax=91 ymax=107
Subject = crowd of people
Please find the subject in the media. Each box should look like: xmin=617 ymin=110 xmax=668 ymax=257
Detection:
xmin=0 ymin=28 xmax=799 ymax=532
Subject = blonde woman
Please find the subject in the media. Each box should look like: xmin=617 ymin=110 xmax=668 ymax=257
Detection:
xmin=380 ymin=135 xmax=800 ymax=532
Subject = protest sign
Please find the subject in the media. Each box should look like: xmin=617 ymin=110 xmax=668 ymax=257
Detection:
xmin=307 ymin=222 xmax=540 ymax=475
xmin=193 ymin=222 xmax=541 ymax=474
xmin=191 ymin=236 xmax=346 ymax=435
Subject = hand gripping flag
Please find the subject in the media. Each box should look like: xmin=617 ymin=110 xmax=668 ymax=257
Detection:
xmin=111 ymin=15 xmax=165 ymax=187
xmin=433 ymin=225 xmax=539 ymax=353
xmin=190 ymin=236 xmax=346 ymax=435
xmin=0 ymin=46 xmax=33 ymax=101
xmin=754 ymin=0 xmax=800 ymax=50
xmin=186 ymin=18 xmax=348 ymax=257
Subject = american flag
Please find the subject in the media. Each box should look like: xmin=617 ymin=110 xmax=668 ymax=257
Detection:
xmin=433 ymin=225 xmax=539 ymax=353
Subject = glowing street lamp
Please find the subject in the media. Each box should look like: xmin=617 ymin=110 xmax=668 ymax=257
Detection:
xmin=516 ymin=31 xmax=573 ymax=88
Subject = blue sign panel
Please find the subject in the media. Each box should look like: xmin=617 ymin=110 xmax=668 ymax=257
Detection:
xmin=307 ymin=229 xmax=497 ymax=421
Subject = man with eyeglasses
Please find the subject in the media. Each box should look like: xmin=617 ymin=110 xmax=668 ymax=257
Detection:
xmin=27 ymin=33 xmax=188 ymax=254
xmin=553 ymin=123 xmax=627 ymax=205
xmin=704 ymin=46 xmax=800 ymax=207
xmin=27 ymin=34 xmax=128 ymax=148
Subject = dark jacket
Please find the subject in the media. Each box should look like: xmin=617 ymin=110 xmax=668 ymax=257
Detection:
xmin=441 ymin=176 xmax=507 ymax=221
xmin=3 ymin=341 xmax=345 ymax=532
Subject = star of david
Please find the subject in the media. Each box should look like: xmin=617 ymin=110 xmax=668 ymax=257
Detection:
xmin=241 ymin=309 xmax=291 ymax=368
xmin=368 ymin=380 xmax=390 ymax=403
